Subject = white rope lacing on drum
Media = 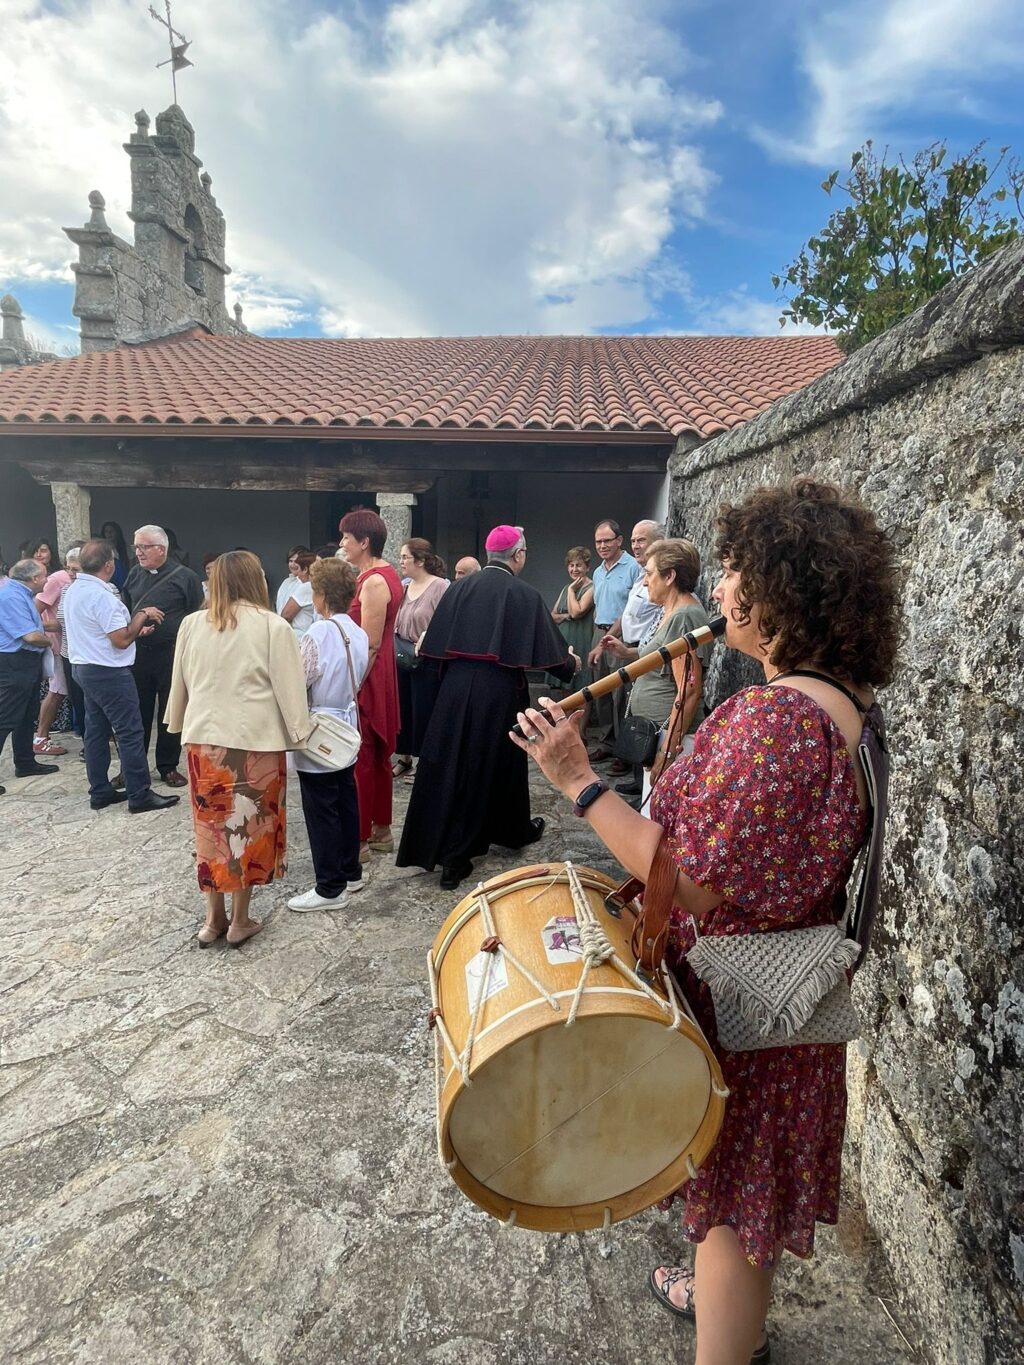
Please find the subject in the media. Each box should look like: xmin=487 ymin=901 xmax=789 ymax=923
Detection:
xmin=475 ymin=885 xmax=562 ymax=1010
xmin=459 ymin=884 xmax=565 ymax=1085
xmin=427 ymin=950 xmax=462 ymax=1169
xmin=563 ymin=862 xmax=682 ymax=1031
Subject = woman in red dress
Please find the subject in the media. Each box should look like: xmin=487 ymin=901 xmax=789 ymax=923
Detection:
xmin=338 ymin=510 xmax=402 ymax=862
xmin=511 ymin=478 xmax=899 ymax=1365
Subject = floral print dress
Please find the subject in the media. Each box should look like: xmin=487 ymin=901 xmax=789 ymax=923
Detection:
xmin=650 ymin=685 xmax=868 ymax=1268
xmin=187 ymin=746 xmax=287 ymax=892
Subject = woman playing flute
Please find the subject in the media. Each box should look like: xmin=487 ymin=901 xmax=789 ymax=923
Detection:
xmin=510 ymin=478 xmax=899 ymax=1365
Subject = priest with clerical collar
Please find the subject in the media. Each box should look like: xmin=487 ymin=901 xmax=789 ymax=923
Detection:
xmin=397 ymin=524 xmax=579 ymax=890
xmin=121 ymin=524 xmax=205 ymax=789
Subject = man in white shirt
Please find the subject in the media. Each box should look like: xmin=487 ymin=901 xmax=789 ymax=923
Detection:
xmin=63 ymin=539 xmax=180 ymax=814
xmin=620 ymin=520 xmax=665 ymax=648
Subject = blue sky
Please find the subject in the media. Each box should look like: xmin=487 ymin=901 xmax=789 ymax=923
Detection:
xmin=2 ymin=0 xmax=1022 ymax=349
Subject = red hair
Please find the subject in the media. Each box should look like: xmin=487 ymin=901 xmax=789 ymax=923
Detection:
xmin=339 ymin=509 xmax=387 ymax=557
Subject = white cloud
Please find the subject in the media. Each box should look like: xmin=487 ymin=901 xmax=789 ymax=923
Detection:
xmin=755 ymin=0 xmax=1024 ymax=165
xmin=0 ymin=0 xmax=722 ymax=336
xmin=689 ymin=286 xmax=830 ymax=337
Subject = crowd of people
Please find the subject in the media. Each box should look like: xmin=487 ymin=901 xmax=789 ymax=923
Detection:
xmin=0 ymin=480 xmax=899 ymax=1365
xmin=0 ymin=509 xmax=713 ymax=893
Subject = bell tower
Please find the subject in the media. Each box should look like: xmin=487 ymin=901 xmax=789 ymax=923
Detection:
xmin=64 ymin=105 xmax=245 ymax=351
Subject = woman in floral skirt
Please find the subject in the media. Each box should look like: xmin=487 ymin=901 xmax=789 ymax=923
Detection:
xmin=166 ymin=551 xmax=310 ymax=948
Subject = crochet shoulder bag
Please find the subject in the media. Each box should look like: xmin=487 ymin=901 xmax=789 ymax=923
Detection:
xmin=626 ymin=675 xmax=889 ymax=1052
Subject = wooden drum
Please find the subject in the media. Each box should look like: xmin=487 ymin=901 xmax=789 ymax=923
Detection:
xmin=427 ymin=861 xmax=727 ymax=1232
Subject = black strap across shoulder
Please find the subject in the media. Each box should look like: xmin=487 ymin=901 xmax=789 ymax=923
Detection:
xmin=771 ymin=668 xmax=867 ymax=714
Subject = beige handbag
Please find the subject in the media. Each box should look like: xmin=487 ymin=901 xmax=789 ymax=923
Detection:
xmin=301 ymin=621 xmax=361 ymax=771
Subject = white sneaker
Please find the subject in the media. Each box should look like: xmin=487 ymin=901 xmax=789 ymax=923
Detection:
xmin=287 ymin=887 xmax=350 ymax=912
xmin=347 ymin=876 xmax=368 ymax=893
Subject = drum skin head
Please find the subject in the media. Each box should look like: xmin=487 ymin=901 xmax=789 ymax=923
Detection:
xmin=448 ymin=1012 xmax=713 ymax=1208
xmin=430 ymin=862 xmax=726 ymax=1231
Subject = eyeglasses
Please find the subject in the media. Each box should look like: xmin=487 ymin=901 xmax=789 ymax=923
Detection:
xmin=595 ymin=537 xmax=619 ymax=547
xmin=133 ymin=543 xmax=162 ymax=551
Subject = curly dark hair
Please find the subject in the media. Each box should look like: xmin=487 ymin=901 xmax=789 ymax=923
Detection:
xmin=715 ymin=477 xmax=900 ymax=687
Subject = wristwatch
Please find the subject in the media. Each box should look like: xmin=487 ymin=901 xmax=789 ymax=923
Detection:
xmin=573 ymin=779 xmax=609 ymax=817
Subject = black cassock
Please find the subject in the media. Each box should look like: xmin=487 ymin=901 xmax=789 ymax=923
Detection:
xmin=396 ymin=563 xmax=575 ymax=872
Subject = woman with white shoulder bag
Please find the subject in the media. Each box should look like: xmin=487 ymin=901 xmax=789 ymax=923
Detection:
xmin=288 ymin=557 xmax=369 ymax=912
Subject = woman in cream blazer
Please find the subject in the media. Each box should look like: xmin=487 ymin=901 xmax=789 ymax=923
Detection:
xmin=166 ymin=551 xmax=311 ymax=948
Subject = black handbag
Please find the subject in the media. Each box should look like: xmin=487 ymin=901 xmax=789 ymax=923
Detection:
xmin=615 ymin=715 xmax=660 ymax=767
xmin=395 ymin=635 xmax=422 ymax=672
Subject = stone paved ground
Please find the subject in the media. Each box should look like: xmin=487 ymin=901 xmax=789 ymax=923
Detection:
xmin=0 ymin=739 xmax=918 ymax=1365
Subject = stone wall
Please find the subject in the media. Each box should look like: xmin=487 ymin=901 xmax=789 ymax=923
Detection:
xmin=668 ymin=240 xmax=1024 ymax=1365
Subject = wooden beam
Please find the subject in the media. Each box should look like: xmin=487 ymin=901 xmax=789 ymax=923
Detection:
xmin=0 ymin=433 xmax=670 ymax=485
xmin=16 ymin=457 xmax=435 ymax=493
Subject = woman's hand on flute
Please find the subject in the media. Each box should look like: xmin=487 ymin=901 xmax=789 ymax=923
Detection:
xmin=510 ymin=698 xmax=595 ymax=800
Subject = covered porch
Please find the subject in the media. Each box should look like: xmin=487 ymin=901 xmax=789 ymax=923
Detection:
xmin=0 ymin=429 xmax=675 ymax=603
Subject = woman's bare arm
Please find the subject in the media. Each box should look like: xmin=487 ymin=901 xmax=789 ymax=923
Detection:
xmin=359 ymin=574 xmax=390 ymax=660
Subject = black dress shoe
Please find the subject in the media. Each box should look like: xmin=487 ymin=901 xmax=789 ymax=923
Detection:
xmin=90 ymin=791 xmax=130 ymax=810
xmin=439 ymin=860 xmax=473 ymax=890
xmin=14 ymin=762 xmax=59 ymax=776
xmin=128 ymin=792 xmax=181 ymax=813
xmin=521 ymin=816 xmax=545 ymax=846
xmin=615 ymin=779 xmax=641 ymax=796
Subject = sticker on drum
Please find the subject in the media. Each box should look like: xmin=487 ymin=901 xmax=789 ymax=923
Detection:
xmin=542 ymin=915 xmax=583 ymax=964
xmin=465 ymin=950 xmax=509 ymax=1004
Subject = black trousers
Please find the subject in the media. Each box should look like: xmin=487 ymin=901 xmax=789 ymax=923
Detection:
xmin=0 ymin=652 xmax=42 ymax=775
xmin=131 ymin=644 xmax=181 ymax=774
xmin=0 ymin=650 xmax=43 ymax=771
xmin=297 ymin=765 xmax=362 ymax=897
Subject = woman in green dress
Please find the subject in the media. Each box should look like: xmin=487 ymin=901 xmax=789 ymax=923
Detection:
xmin=548 ymin=546 xmax=594 ymax=692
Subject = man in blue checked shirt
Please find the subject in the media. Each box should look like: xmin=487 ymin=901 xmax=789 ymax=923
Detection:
xmin=0 ymin=558 xmax=61 ymax=794
xmin=585 ymin=518 xmax=642 ymax=767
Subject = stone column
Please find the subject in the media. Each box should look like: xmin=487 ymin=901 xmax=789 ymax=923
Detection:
xmin=51 ymin=483 xmax=92 ymax=555
xmin=375 ymin=493 xmax=417 ymax=565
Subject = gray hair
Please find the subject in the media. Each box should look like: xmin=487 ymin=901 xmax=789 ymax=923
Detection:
xmin=64 ymin=544 xmax=83 ymax=566
xmin=633 ymin=519 xmax=664 ymax=538
xmin=134 ymin=524 xmax=169 ymax=548
xmin=487 ymin=529 xmax=526 ymax=564
xmin=10 ymin=558 xmax=44 ymax=583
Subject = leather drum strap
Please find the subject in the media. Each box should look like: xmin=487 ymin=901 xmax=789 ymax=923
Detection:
xmin=627 ymin=831 xmax=679 ymax=974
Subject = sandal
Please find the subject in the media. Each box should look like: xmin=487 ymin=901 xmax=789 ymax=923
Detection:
xmin=391 ymin=758 xmax=413 ymax=778
xmin=648 ymin=1265 xmax=695 ymax=1319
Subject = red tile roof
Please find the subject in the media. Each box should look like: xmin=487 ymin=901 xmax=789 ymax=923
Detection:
xmin=0 ymin=332 xmax=842 ymax=441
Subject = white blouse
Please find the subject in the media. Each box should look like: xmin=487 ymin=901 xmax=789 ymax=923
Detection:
xmin=294 ymin=614 xmax=369 ymax=774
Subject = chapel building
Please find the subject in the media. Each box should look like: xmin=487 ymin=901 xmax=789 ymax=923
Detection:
xmin=0 ymin=106 xmax=842 ymax=601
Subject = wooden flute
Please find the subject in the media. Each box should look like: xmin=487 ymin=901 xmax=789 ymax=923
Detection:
xmin=512 ymin=616 xmax=727 ymax=738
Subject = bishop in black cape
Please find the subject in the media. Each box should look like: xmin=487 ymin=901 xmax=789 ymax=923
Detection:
xmin=396 ymin=561 xmax=576 ymax=876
